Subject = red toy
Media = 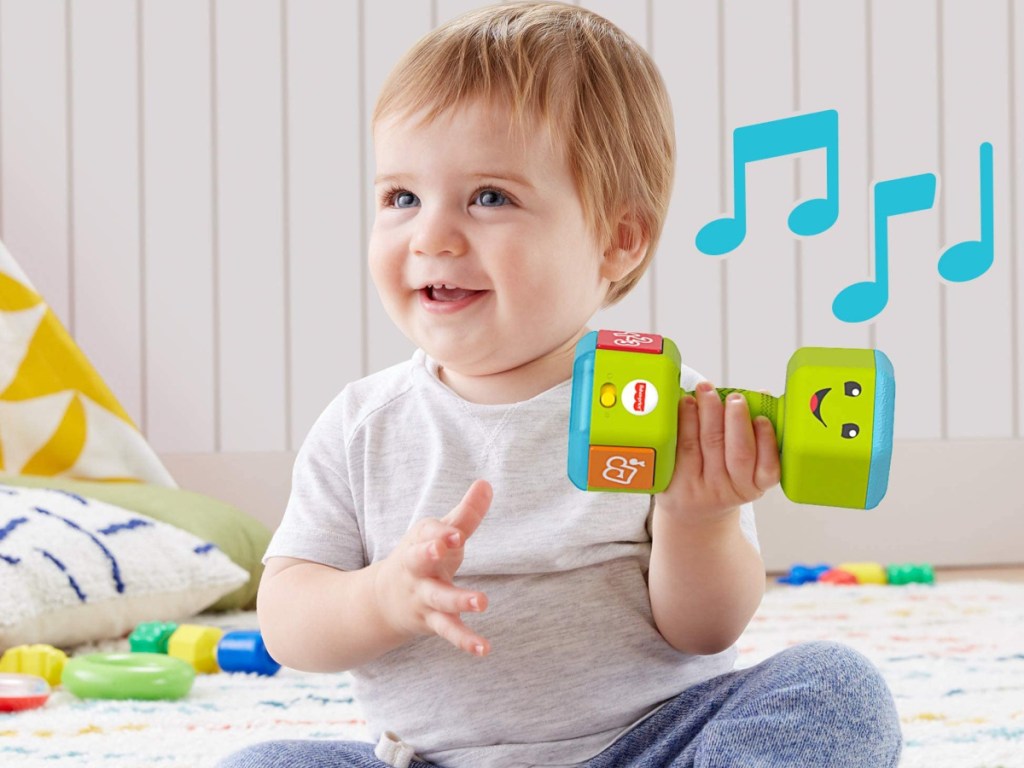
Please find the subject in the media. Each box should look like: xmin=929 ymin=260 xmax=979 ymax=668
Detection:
xmin=0 ymin=673 xmax=50 ymax=712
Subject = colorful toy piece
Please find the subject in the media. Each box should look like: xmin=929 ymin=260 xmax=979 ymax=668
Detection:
xmin=0 ymin=673 xmax=50 ymax=712
xmin=837 ymin=562 xmax=888 ymax=584
xmin=217 ymin=630 xmax=281 ymax=677
xmin=568 ymin=330 xmax=896 ymax=509
xmin=886 ymin=563 xmax=935 ymax=585
xmin=129 ymin=621 xmax=179 ymax=654
xmin=130 ymin=623 xmax=281 ymax=677
xmin=61 ymin=653 xmax=195 ymax=701
xmin=776 ymin=564 xmax=831 ymax=585
xmin=0 ymin=644 xmax=67 ymax=687
xmin=777 ymin=561 xmax=934 ymax=586
xmin=818 ymin=568 xmax=858 ymax=585
xmin=168 ymin=624 xmax=224 ymax=674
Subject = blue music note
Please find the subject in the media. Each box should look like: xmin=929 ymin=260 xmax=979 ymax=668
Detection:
xmin=832 ymin=173 xmax=937 ymax=323
xmin=938 ymin=142 xmax=994 ymax=283
xmin=695 ymin=109 xmax=840 ymax=256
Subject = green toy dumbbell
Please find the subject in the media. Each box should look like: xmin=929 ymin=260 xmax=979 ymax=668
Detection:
xmin=567 ymin=330 xmax=895 ymax=509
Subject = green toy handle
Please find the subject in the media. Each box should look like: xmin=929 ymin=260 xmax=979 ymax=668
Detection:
xmin=680 ymin=387 xmax=784 ymax=445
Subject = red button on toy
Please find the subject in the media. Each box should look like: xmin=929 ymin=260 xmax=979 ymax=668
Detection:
xmin=596 ymin=330 xmax=663 ymax=354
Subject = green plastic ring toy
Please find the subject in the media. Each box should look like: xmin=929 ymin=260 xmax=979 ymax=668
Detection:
xmin=61 ymin=653 xmax=195 ymax=700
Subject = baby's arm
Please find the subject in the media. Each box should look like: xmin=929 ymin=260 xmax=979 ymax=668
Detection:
xmin=648 ymin=383 xmax=779 ymax=656
xmin=258 ymin=480 xmax=493 ymax=672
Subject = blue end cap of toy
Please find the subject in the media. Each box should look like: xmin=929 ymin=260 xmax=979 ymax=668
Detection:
xmin=567 ymin=332 xmax=598 ymax=491
xmin=865 ymin=349 xmax=895 ymax=509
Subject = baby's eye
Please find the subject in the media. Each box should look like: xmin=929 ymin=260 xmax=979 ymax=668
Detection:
xmin=391 ymin=190 xmax=419 ymax=209
xmin=474 ymin=188 xmax=509 ymax=207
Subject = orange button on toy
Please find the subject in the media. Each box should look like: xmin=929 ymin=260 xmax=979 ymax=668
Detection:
xmin=588 ymin=446 xmax=655 ymax=490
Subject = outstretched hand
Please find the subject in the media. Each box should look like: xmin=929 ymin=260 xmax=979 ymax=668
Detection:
xmin=375 ymin=479 xmax=493 ymax=656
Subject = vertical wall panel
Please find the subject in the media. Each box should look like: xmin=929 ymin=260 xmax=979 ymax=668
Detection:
xmin=721 ymin=0 xmax=797 ymax=393
xmin=941 ymin=1 xmax=1013 ymax=438
xmin=436 ymin=0 xmax=487 ymax=25
xmin=0 ymin=0 xmax=1021 ymax=458
xmin=70 ymin=0 xmax=143 ymax=423
xmin=1015 ymin=0 xmax=1024 ymax=439
xmin=363 ymin=0 xmax=431 ymax=375
xmin=214 ymin=0 xmax=287 ymax=450
xmin=871 ymin=1 xmax=942 ymax=439
xmin=583 ymin=0 xmax=655 ymax=336
xmin=653 ymin=1 xmax=725 ymax=382
xmin=286 ymin=0 xmax=363 ymax=448
xmin=0 ymin=0 xmax=70 ymax=322
xmin=142 ymin=0 xmax=216 ymax=452
xmin=796 ymin=1 xmax=872 ymax=352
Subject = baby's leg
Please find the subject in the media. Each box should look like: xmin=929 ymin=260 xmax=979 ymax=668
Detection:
xmin=585 ymin=640 xmax=901 ymax=768
xmin=216 ymin=739 xmax=436 ymax=768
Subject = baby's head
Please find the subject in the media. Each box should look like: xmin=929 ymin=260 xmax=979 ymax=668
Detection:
xmin=370 ymin=2 xmax=674 ymax=390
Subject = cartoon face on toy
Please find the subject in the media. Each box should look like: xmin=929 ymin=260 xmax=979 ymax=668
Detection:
xmin=781 ymin=348 xmax=894 ymax=509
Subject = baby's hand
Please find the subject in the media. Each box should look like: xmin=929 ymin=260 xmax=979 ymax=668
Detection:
xmin=656 ymin=382 xmax=780 ymax=525
xmin=375 ymin=480 xmax=493 ymax=657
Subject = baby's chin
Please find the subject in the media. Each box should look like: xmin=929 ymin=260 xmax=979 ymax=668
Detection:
xmin=435 ymin=344 xmax=576 ymax=400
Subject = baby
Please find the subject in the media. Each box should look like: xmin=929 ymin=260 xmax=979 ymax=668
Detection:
xmin=221 ymin=3 xmax=901 ymax=767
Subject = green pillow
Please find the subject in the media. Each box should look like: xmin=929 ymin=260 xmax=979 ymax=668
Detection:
xmin=0 ymin=474 xmax=270 ymax=611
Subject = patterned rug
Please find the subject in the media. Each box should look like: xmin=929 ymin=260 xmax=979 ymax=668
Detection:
xmin=1 ymin=580 xmax=1022 ymax=767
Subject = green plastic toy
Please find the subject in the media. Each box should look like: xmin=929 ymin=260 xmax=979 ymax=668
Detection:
xmin=568 ymin=330 xmax=895 ymax=509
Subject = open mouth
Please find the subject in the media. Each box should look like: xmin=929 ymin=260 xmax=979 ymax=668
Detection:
xmin=419 ymin=284 xmax=487 ymax=312
xmin=809 ymin=387 xmax=830 ymax=426
xmin=424 ymin=284 xmax=483 ymax=302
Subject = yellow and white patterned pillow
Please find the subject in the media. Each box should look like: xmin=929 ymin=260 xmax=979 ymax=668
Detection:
xmin=0 ymin=241 xmax=174 ymax=485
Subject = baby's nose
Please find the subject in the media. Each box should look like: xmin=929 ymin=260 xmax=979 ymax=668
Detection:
xmin=410 ymin=206 xmax=469 ymax=258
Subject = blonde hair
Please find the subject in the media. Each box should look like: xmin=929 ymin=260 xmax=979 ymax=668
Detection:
xmin=372 ymin=1 xmax=675 ymax=306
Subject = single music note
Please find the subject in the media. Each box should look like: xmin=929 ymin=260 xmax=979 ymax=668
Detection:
xmin=937 ymin=142 xmax=993 ymax=283
xmin=832 ymin=173 xmax=937 ymax=323
xmin=695 ymin=109 xmax=840 ymax=256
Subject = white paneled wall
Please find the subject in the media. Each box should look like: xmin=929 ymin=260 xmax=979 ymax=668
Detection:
xmin=2 ymin=0 xmax=1022 ymax=460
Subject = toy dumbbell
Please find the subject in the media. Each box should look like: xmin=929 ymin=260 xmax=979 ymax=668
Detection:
xmin=567 ymin=330 xmax=895 ymax=509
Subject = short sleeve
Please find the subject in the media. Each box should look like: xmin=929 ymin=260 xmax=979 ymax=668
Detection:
xmin=263 ymin=393 xmax=367 ymax=571
xmin=738 ymin=502 xmax=759 ymax=551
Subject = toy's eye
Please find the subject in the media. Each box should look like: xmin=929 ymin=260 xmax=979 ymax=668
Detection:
xmin=841 ymin=423 xmax=859 ymax=439
xmin=844 ymin=381 xmax=861 ymax=397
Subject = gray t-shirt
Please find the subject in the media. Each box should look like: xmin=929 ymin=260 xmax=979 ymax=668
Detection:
xmin=265 ymin=349 xmax=758 ymax=768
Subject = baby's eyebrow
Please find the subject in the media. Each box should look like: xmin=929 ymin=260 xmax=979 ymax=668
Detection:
xmin=373 ymin=171 xmax=535 ymax=190
xmin=468 ymin=172 xmax=535 ymax=190
xmin=373 ymin=173 xmax=406 ymax=186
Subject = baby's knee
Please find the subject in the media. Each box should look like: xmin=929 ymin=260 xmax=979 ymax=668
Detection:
xmin=788 ymin=641 xmax=902 ymax=758
xmin=792 ymin=640 xmax=889 ymax=693
xmin=216 ymin=741 xmax=303 ymax=768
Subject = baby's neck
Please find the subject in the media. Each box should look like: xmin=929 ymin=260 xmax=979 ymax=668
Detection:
xmin=437 ymin=333 xmax=585 ymax=405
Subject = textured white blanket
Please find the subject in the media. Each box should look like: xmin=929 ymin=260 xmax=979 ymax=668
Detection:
xmin=1 ymin=581 xmax=1021 ymax=768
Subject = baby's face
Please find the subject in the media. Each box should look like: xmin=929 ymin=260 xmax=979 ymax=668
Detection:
xmin=370 ymin=100 xmax=611 ymax=380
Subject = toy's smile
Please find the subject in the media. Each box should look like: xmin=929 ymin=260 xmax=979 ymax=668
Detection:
xmin=810 ymin=387 xmax=830 ymax=426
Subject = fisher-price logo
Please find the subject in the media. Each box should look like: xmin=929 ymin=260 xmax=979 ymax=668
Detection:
xmin=622 ymin=379 xmax=658 ymax=416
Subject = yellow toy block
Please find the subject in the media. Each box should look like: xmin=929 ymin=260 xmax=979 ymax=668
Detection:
xmin=167 ymin=625 xmax=224 ymax=674
xmin=837 ymin=562 xmax=888 ymax=585
xmin=0 ymin=644 xmax=68 ymax=686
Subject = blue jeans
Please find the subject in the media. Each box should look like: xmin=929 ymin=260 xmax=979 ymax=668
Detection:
xmin=218 ymin=641 xmax=902 ymax=768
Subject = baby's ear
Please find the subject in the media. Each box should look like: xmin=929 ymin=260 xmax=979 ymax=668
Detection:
xmin=600 ymin=210 xmax=649 ymax=283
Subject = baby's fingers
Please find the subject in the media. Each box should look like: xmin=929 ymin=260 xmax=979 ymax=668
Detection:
xmin=753 ymin=416 xmax=781 ymax=492
xmin=417 ymin=579 xmax=487 ymax=616
xmin=442 ymin=480 xmax=493 ymax=541
xmin=425 ymin=611 xmax=490 ymax=657
xmin=404 ymin=536 xmax=458 ymax=578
